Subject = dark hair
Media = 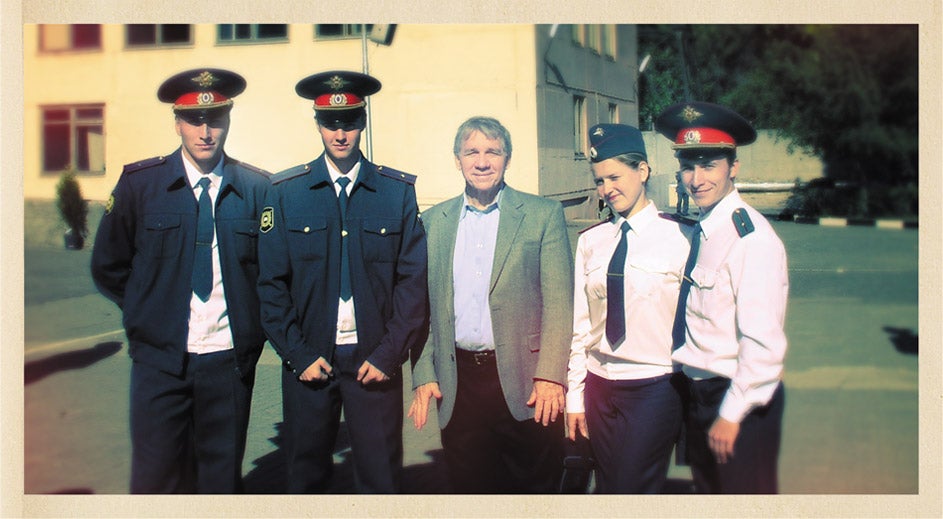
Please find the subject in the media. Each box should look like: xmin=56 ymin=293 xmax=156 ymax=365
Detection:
xmin=453 ymin=116 xmax=512 ymax=159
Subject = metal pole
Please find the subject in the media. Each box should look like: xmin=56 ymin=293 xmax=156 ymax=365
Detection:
xmin=361 ymin=24 xmax=373 ymax=161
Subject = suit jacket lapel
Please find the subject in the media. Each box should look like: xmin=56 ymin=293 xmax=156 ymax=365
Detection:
xmin=434 ymin=196 xmax=463 ymax=343
xmin=491 ymin=186 xmax=524 ymax=293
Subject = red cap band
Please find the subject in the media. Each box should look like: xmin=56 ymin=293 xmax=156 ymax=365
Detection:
xmin=674 ymin=127 xmax=736 ymax=148
xmin=174 ymin=91 xmax=230 ymax=109
xmin=314 ymin=92 xmax=365 ymax=110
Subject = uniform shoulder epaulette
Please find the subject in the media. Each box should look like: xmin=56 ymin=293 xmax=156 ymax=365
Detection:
xmin=270 ymin=163 xmax=311 ymax=185
xmin=732 ymin=208 xmax=755 ymax=237
xmin=232 ymin=159 xmax=271 ymax=178
xmin=578 ymin=218 xmax=610 ymax=234
xmin=659 ymin=212 xmax=698 ymax=227
xmin=122 ymin=155 xmax=166 ymax=174
xmin=376 ymin=165 xmax=417 ymax=185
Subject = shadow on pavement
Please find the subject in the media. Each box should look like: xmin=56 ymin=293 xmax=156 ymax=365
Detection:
xmin=883 ymin=326 xmax=918 ymax=355
xmin=402 ymin=449 xmax=450 ymax=494
xmin=25 ymin=342 xmax=123 ymax=385
xmin=243 ymin=421 xmax=355 ymax=493
xmin=244 ymin=422 xmax=451 ymax=493
xmin=48 ymin=488 xmax=95 ymax=494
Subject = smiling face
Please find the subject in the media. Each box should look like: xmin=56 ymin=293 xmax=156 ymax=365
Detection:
xmin=592 ymin=156 xmax=650 ymax=219
xmin=454 ymin=129 xmax=510 ymax=208
xmin=678 ymin=155 xmax=739 ymax=212
xmin=175 ymin=112 xmax=230 ymax=173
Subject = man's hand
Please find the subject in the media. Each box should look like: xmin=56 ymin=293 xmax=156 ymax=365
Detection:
xmin=299 ymin=357 xmax=333 ymax=382
xmin=526 ymin=380 xmax=565 ymax=426
xmin=356 ymin=360 xmax=390 ymax=385
xmin=567 ymin=412 xmax=589 ymax=441
xmin=708 ymin=416 xmax=741 ymax=464
xmin=407 ymin=382 xmax=442 ymax=430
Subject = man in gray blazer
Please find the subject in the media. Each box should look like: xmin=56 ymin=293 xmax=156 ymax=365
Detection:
xmin=408 ymin=116 xmax=574 ymax=493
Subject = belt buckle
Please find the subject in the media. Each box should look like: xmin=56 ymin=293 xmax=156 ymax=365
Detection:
xmin=472 ymin=351 xmax=492 ymax=365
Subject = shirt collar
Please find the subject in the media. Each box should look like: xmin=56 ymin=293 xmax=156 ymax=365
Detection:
xmin=326 ymin=157 xmax=361 ymax=188
xmin=698 ymin=188 xmax=743 ymax=240
xmin=182 ymin=154 xmax=224 ymax=190
xmin=460 ymin=187 xmax=503 ymax=219
xmin=610 ymin=200 xmax=657 ymax=238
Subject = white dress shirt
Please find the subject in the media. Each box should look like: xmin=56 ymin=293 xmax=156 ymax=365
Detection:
xmin=671 ymin=189 xmax=789 ymax=424
xmin=566 ymin=201 xmax=691 ymax=414
xmin=183 ymin=155 xmax=233 ymax=354
xmin=326 ymin=158 xmax=362 ymax=345
xmin=452 ymin=190 xmax=502 ymax=351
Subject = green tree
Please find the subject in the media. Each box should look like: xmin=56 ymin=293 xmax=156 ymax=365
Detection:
xmin=639 ymin=24 xmax=917 ymax=218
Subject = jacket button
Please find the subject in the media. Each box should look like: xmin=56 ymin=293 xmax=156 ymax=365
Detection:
xmin=304 ymin=226 xmax=310 ymax=233
xmin=342 ymin=229 xmax=348 ymax=237
xmin=380 ymin=228 xmax=387 ymax=234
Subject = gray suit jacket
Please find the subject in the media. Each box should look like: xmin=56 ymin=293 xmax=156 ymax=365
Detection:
xmin=411 ymin=185 xmax=574 ymax=428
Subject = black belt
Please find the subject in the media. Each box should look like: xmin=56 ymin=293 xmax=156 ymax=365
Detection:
xmin=455 ymin=348 xmax=495 ymax=366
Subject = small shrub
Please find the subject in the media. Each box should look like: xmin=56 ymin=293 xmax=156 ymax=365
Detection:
xmin=56 ymin=167 xmax=88 ymax=237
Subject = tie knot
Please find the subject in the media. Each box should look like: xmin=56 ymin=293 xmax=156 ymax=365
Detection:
xmin=197 ymin=177 xmax=211 ymax=190
xmin=337 ymin=176 xmax=351 ymax=189
xmin=620 ymin=221 xmax=630 ymax=234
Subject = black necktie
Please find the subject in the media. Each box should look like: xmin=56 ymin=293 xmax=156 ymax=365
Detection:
xmin=192 ymin=177 xmax=214 ymax=302
xmin=337 ymin=176 xmax=352 ymax=301
xmin=606 ymin=221 xmax=630 ymax=348
xmin=672 ymin=223 xmax=701 ymax=349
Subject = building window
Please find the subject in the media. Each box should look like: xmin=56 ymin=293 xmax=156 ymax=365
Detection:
xmin=40 ymin=24 xmax=101 ymax=52
xmin=587 ymin=25 xmax=602 ymax=54
xmin=574 ymin=95 xmax=587 ymax=157
xmin=601 ymin=25 xmax=616 ymax=58
xmin=126 ymin=24 xmax=192 ymax=47
xmin=314 ymin=24 xmax=374 ymax=40
xmin=217 ymin=24 xmax=288 ymax=44
xmin=609 ymin=103 xmax=619 ymax=123
xmin=42 ymin=105 xmax=105 ymax=175
xmin=571 ymin=24 xmax=586 ymax=47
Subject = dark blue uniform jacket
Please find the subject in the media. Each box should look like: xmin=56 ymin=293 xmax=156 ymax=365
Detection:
xmin=90 ymin=148 xmax=270 ymax=378
xmin=257 ymin=154 xmax=429 ymax=378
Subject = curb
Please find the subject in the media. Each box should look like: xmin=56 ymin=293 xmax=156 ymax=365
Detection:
xmin=763 ymin=214 xmax=918 ymax=229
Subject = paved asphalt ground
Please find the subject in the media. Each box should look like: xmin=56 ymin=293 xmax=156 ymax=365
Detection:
xmin=18 ymin=218 xmax=931 ymax=515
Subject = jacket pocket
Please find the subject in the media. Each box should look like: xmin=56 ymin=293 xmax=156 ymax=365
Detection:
xmin=361 ymin=217 xmax=402 ymax=262
xmin=286 ymin=217 xmax=328 ymax=261
xmin=227 ymin=218 xmax=259 ymax=263
xmin=143 ymin=213 xmax=182 ymax=258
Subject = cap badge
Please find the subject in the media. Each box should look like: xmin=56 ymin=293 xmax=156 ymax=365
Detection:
xmin=327 ymin=75 xmax=349 ymax=91
xmin=683 ymin=130 xmax=702 ymax=144
xmin=192 ymin=71 xmax=218 ymax=88
xmin=681 ymin=105 xmax=703 ymax=123
xmin=592 ymin=127 xmax=605 ymax=137
xmin=329 ymin=93 xmax=348 ymax=107
xmin=589 ymin=147 xmax=598 ymax=159
xmin=197 ymin=92 xmax=214 ymax=105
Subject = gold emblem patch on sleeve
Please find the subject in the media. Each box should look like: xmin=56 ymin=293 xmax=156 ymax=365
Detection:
xmin=260 ymin=206 xmax=274 ymax=233
xmin=105 ymin=194 xmax=115 ymax=215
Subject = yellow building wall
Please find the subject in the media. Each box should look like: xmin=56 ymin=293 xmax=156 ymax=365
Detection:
xmin=23 ymin=24 xmax=539 ymax=210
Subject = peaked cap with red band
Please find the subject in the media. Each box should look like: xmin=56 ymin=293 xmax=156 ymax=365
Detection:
xmin=157 ymin=68 xmax=246 ymax=114
xmin=654 ymin=101 xmax=756 ymax=151
xmin=295 ymin=70 xmax=382 ymax=112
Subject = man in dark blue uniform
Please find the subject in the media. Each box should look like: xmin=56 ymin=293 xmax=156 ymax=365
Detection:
xmin=90 ymin=68 xmax=271 ymax=493
xmin=257 ymin=70 xmax=429 ymax=493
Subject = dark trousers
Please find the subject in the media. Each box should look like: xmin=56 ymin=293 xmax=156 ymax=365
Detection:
xmin=281 ymin=344 xmax=403 ymax=493
xmin=130 ymin=351 xmax=253 ymax=494
xmin=584 ymin=371 xmax=684 ymax=493
xmin=441 ymin=349 xmax=564 ymax=494
xmin=684 ymin=376 xmax=785 ymax=494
